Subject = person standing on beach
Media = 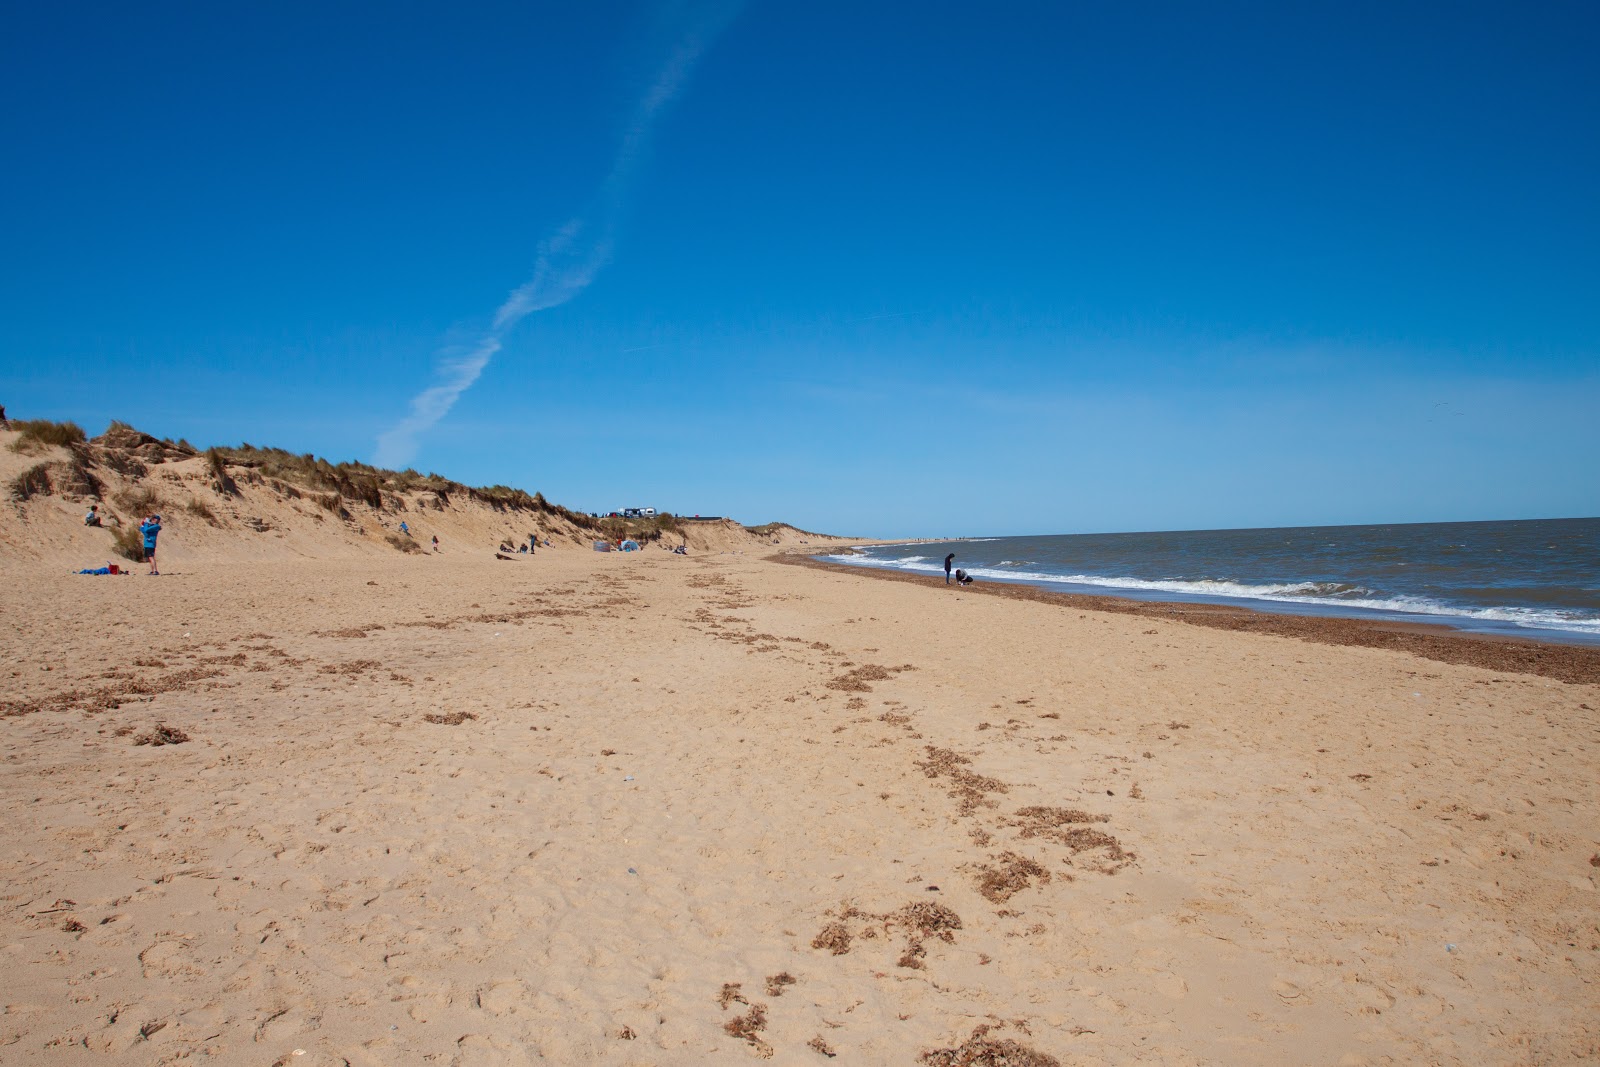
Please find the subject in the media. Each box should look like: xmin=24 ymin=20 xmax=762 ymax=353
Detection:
xmin=432 ymin=535 xmax=439 ymax=552
xmin=139 ymin=514 xmax=162 ymax=575
xmin=945 ymin=553 xmax=955 ymax=585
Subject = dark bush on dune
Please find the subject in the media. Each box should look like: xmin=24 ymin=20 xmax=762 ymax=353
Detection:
xmin=205 ymin=448 xmax=238 ymax=495
xmin=203 ymin=443 xmax=602 ymax=528
xmin=114 ymin=486 xmax=163 ymax=516
xmin=9 ymin=463 xmax=52 ymax=501
xmin=385 ymin=533 xmax=423 ymax=554
xmin=186 ymin=497 xmax=220 ymax=525
xmin=111 ymin=524 xmax=145 ymax=561
xmin=8 ymin=419 xmax=87 ymax=453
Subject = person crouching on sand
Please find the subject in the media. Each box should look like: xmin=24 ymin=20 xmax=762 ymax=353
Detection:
xmin=85 ymin=504 xmax=102 ymax=527
xmin=139 ymin=514 xmax=162 ymax=575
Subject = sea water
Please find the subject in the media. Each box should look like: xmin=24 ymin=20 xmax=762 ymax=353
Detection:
xmin=824 ymin=518 xmax=1600 ymax=645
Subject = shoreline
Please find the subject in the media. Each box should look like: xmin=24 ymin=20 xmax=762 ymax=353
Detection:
xmin=781 ymin=550 xmax=1600 ymax=685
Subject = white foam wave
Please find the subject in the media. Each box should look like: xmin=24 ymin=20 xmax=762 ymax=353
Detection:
xmin=829 ymin=556 xmax=1600 ymax=636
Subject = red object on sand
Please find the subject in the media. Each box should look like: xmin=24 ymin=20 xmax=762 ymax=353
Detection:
xmin=108 ymin=564 xmax=119 ymax=575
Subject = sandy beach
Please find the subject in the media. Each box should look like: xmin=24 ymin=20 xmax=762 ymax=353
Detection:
xmin=2 ymin=545 xmax=1596 ymax=1066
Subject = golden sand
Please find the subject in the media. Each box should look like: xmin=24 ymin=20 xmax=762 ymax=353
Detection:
xmin=2 ymin=545 xmax=1597 ymax=1065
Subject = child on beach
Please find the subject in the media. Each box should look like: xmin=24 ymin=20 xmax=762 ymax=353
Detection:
xmin=945 ymin=553 xmax=955 ymax=584
xmin=139 ymin=515 xmax=162 ymax=575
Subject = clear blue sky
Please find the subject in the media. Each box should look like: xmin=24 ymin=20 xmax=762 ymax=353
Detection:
xmin=3 ymin=2 xmax=1596 ymax=537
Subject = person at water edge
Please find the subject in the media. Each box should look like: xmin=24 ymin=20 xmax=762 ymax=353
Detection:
xmin=85 ymin=504 xmax=102 ymax=527
xmin=955 ymin=568 xmax=973 ymax=586
xmin=139 ymin=515 xmax=162 ymax=575
xmin=945 ymin=553 xmax=955 ymax=584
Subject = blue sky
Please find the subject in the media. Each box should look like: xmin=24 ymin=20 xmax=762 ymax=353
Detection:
xmin=3 ymin=2 xmax=1596 ymax=537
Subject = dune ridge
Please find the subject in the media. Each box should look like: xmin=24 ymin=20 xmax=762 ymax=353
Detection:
xmin=1 ymin=419 xmax=848 ymax=566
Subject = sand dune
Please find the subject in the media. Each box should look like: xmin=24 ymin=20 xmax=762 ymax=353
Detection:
xmin=0 ymin=423 xmax=845 ymax=568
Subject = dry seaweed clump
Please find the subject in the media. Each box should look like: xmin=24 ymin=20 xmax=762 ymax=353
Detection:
xmin=1013 ymin=806 xmax=1106 ymax=831
xmin=133 ymin=724 xmax=190 ymax=747
xmin=813 ymin=901 xmax=963 ymax=970
xmin=891 ymin=900 xmax=964 ymax=970
xmin=894 ymin=900 xmax=963 ymax=939
xmin=764 ymin=972 xmax=797 ymax=997
xmin=917 ymin=745 xmax=1010 ymax=815
xmin=920 ymin=1024 xmax=1060 ymax=1067
xmin=826 ymin=662 xmax=914 ymax=693
xmin=722 ymin=1003 xmax=772 ymax=1058
xmin=811 ymin=920 xmax=853 ymax=955
xmin=319 ymin=658 xmax=383 ymax=675
xmin=424 ymin=711 xmax=478 ymax=725
xmin=972 ymin=852 xmax=1053 ymax=903
xmin=1010 ymin=806 xmax=1135 ymax=873
xmin=808 ymin=1035 xmax=838 ymax=1057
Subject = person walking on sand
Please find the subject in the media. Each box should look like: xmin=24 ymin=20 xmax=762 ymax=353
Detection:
xmin=139 ymin=514 xmax=162 ymax=575
xmin=945 ymin=553 xmax=955 ymax=585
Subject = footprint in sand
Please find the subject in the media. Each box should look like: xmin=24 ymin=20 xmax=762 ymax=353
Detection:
xmin=138 ymin=938 xmax=204 ymax=979
xmin=1271 ymin=978 xmax=1309 ymax=1005
xmin=475 ymin=980 xmax=527 ymax=1017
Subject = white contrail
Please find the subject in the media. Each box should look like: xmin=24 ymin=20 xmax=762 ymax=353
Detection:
xmin=374 ymin=6 xmax=735 ymax=469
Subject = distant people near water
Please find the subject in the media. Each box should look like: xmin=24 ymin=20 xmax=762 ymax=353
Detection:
xmin=955 ymin=568 xmax=973 ymax=586
xmin=85 ymin=504 xmax=102 ymax=527
xmin=140 ymin=514 xmax=162 ymax=575
xmin=944 ymin=553 xmax=955 ymax=585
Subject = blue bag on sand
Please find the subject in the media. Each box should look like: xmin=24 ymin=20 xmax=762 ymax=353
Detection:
xmin=78 ymin=567 xmax=112 ymax=575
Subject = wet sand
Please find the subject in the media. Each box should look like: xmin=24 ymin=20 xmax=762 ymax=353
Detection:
xmin=782 ymin=553 xmax=1600 ymax=685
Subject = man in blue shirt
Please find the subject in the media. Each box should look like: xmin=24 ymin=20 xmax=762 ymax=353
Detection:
xmin=139 ymin=515 xmax=162 ymax=575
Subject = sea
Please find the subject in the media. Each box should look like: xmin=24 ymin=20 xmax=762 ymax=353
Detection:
xmin=823 ymin=518 xmax=1600 ymax=645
